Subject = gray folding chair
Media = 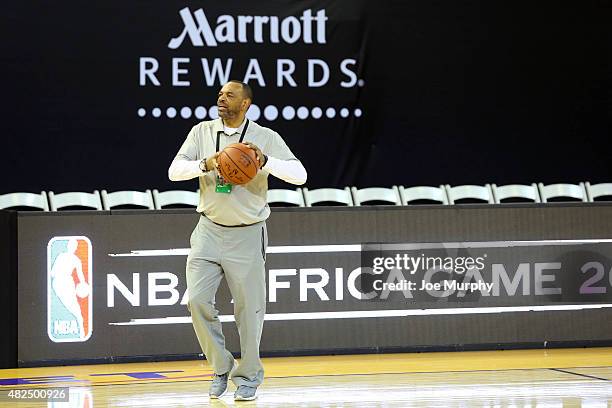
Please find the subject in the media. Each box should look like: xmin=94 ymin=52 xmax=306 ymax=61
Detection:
xmin=585 ymin=182 xmax=612 ymax=202
xmin=267 ymin=188 xmax=305 ymax=207
xmin=0 ymin=191 xmax=49 ymax=211
xmin=101 ymin=189 xmax=155 ymax=210
xmin=153 ymin=189 xmax=199 ymax=209
xmin=537 ymin=183 xmax=587 ymax=203
xmin=351 ymin=186 xmax=401 ymax=206
xmin=491 ymin=183 xmax=541 ymax=203
xmin=399 ymin=185 xmax=449 ymax=205
xmin=445 ymin=184 xmax=494 ymax=204
xmin=48 ymin=191 xmax=103 ymax=210
xmin=302 ymin=187 xmax=354 ymax=207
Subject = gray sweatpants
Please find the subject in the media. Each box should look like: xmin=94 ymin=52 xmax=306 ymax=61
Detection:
xmin=186 ymin=214 xmax=267 ymax=387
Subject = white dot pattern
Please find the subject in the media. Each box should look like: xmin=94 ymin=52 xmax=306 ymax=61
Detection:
xmin=264 ymin=105 xmax=278 ymax=121
xmin=138 ymin=106 xmax=362 ymax=120
xmin=296 ymin=106 xmax=309 ymax=119
xmin=209 ymin=106 xmax=218 ymax=119
xmin=180 ymin=107 xmax=191 ymax=119
xmin=246 ymin=104 xmax=261 ymax=121
xmin=282 ymin=106 xmax=295 ymax=120
xmin=194 ymin=106 xmax=207 ymax=119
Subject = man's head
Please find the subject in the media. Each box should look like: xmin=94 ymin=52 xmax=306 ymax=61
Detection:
xmin=217 ymin=80 xmax=253 ymax=122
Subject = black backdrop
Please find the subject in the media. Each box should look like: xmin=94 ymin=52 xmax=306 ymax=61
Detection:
xmin=2 ymin=1 xmax=610 ymax=194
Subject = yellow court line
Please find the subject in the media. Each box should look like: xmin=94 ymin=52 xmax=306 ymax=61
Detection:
xmin=1 ymin=347 xmax=611 ymax=388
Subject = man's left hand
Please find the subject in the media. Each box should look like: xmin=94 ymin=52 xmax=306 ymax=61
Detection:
xmin=244 ymin=142 xmax=266 ymax=169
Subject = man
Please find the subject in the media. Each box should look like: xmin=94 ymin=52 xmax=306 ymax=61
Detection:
xmin=168 ymin=80 xmax=307 ymax=401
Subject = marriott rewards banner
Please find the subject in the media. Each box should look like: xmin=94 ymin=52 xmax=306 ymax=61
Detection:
xmin=15 ymin=209 xmax=612 ymax=365
xmin=4 ymin=2 xmax=611 ymax=194
xmin=2 ymin=1 xmax=369 ymax=193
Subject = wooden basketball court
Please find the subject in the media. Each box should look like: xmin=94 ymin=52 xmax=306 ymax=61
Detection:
xmin=1 ymin=347 xmax=611 ymax=407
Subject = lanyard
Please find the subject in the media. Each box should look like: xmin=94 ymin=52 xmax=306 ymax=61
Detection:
xmin=216 ymin=119 xmax=250 ymax=152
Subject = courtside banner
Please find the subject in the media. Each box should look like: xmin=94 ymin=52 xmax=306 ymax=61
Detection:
xmin=16 ymin=207 xmax=612 ymax=365
xmin=359 ymin=241 xmax=612 ymax=306
xmin=106 ymin=240 xmax=612 ymax=323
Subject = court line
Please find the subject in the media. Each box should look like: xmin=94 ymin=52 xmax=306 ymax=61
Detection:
xmin=549 ymin=368 xmax=610 ymax=382
xmin=89 ymin=370 xmax=184 ymax=377
xmin=72 ymin=366 xmax=608 ymax=387
xmin=5 ymin=366 xmax=609 ymax=389
xmin=265 ymin=366 xmax=611 ymax=382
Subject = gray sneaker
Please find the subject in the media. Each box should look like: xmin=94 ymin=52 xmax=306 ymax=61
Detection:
xmin=209 ymin=372 xmax=229 ymax=398
xmin=234 ymin=385 xmax=257 ymax=401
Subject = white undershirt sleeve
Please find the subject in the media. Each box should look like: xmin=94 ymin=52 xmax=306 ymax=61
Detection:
xmin=168 ymin=159 xmax=203 ymax=181
xmin=262 ymin=156 xmax=307 ymax=185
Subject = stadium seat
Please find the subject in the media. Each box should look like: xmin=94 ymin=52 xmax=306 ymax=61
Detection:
xmin=399 ymin=185 xmax=449 ymax=205
xmin=267 ymin=188 xmax=305 ymax=207
xmin=101 ymin=189 xmax=155 ymax=210
xmin=491 ymin=183 xmax=541 ymax=203
xmin=0 ymin=191 xmax=49 ymax=211
xmin=585 ymin=182 xmax=612 ymax=202
xmin=537 ymin=183 xmax=587 ymax=203
xmin=351 ymin=186 xmax=401 ymax=206
xmin=153 ymin=189 xmax=199 ymax=209
xmin=48 ymin=191 xmax=103 ymax=210
xmin=445 ymin=184 xmax=494 ymax=204
xmin=303 ymin=187 xmax=354 ymax=206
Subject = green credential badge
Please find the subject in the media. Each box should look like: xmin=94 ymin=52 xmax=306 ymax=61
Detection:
xmin=215 ymin=174 xmax=232 ymax=193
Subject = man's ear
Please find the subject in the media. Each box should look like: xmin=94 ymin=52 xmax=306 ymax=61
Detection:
xmin=242 ymin=99 xmax=251 ymax=112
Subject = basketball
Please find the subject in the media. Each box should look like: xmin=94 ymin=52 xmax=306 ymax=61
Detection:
xmin=75 ymin=282 xmax=90 ymax=298
xmin=217 ymin=143 xmax=259 ymax=185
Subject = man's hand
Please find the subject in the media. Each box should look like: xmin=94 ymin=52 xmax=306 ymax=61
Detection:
xmin=243 ymin=142 xmax=266 ymax=168
xmin=206 ymin=152 xmax=220 ymax=173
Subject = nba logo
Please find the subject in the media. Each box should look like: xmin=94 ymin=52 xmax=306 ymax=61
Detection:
xmin=47 ymin=236 xmax=93 ymax=342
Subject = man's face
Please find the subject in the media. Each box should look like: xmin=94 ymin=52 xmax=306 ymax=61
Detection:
xmin=217 ymin=82 xmax=249 ymax=120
